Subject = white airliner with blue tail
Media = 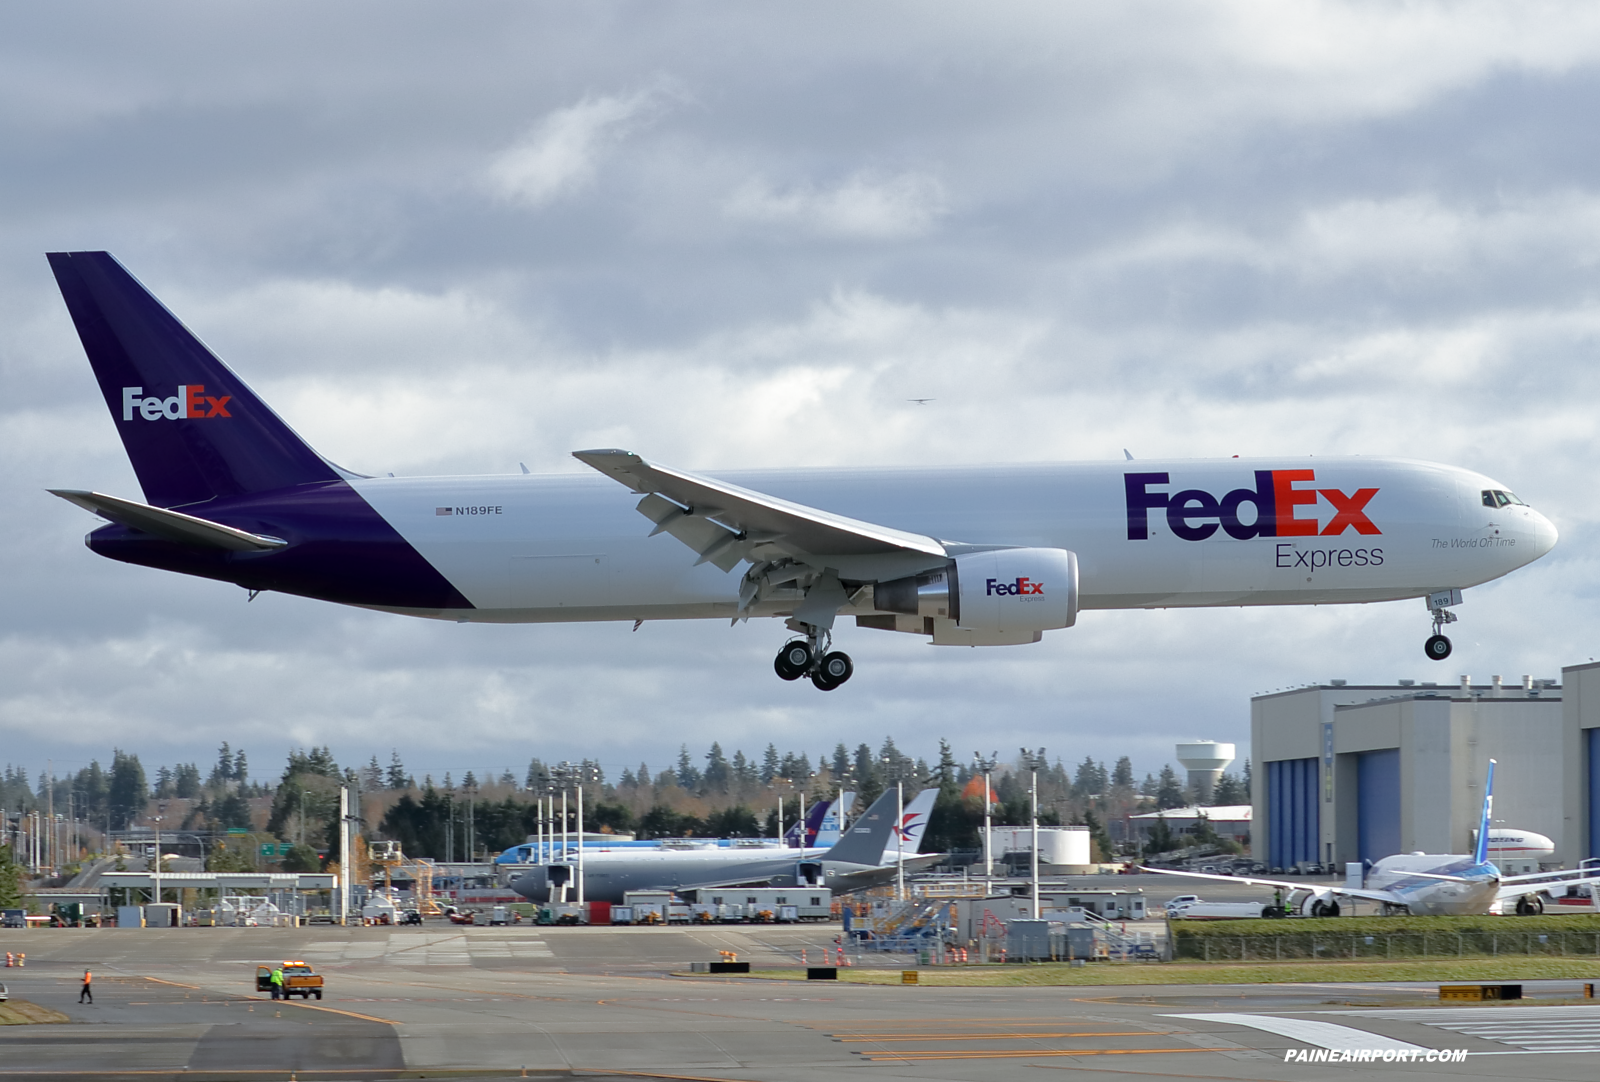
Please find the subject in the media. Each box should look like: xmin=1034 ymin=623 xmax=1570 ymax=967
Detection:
xmin=46 ymin=252 xmax=1558 ymax=688
xmin=1146 ymin=761 xmax=1600 ymax=917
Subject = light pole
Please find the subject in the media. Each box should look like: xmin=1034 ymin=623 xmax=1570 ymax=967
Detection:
xmin=1021 ymin=749 xmax=1047 ymax=919
xmin=152 ymin=803 xmax=167 ymax=909
xmin=974 ymin=752 xmax=997 ymax=889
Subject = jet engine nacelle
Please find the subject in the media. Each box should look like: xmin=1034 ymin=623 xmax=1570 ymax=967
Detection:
xmin=874 ymin=547 xmax=1078 ymax=634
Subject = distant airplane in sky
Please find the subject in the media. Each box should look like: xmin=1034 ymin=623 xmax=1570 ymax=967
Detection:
xmin=46 ymin=252 xmax=1557 ymax=690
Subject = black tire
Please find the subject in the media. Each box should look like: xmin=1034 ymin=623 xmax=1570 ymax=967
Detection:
xmin=774 ymin=641 xmax=811 ymax=681
xmin=810 ymin=669 xmax=840 ymax=691
xmin=1425 ymin=634 xmax=1452 ymax=660
xmin=817 ymin=651 xmax=853 ymax=686
xmin=314 ymin=990 xmax=322 ymax=1000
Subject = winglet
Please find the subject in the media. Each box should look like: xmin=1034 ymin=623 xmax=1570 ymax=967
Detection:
xmin=1474 ymin=759 xmax=1496 ymax=865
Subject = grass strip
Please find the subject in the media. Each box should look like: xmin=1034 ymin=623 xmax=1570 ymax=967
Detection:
xmin=0 ymin=999 xmax=72 ymax=1024
xmin=712 ymin=958 xmax=1600 ymax=986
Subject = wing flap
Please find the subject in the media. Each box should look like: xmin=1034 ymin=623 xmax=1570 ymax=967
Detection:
xmin=50 ymin=489 xmax=287 ymax=552
xmin=574 ymin=449 xmax=947 ymax=569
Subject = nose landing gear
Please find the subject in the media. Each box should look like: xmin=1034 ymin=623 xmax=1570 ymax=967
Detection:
xmin=773 ymin=624 xmax=853 ymax=690
xmin=1424 ymin=589 xmax=1462 ymax=661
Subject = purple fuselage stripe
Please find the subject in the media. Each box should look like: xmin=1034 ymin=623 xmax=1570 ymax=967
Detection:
xmin=86 ymin=481 xmax=474 ymax=611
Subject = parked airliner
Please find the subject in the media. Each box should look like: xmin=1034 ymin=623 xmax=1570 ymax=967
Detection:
xmin=46 ymin=252 xmax=1558 ymax=688
xmin=511 ymin=788 xmax=941 ymax=903
xmin=1144 ymin=761 xmax=1600 ymax=917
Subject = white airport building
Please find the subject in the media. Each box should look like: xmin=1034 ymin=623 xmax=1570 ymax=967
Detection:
xmin=1250 ymin=664 xmax=1600 ymax=872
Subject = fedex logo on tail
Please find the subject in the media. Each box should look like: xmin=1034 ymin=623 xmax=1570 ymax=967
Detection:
xmin=1125 ymin=470 xmax=1379 ymax=541
xmin=121 ymin=386 xmax=232 ymax=421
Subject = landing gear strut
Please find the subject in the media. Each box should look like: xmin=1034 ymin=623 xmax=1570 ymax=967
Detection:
xmin=773 ymin=623 xmax=853 ymax=690
xmin=1424 ymin=589 xmax=1461 ymax=661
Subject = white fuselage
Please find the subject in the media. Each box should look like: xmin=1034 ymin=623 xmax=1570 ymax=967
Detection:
xmin=344 ymin=456 xmax=1556 ymax=624
xmin=1366 ymin=855 xmax=1501 ymax=916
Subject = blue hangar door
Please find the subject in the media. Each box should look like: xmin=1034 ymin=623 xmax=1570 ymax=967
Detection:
xmin=1588 ymin=728 xmax=1600 ymax=861
xmin=1358 ymin=748 xmax=1401 ymax=864
xmin=1268 ymin=758 xmax=1319 ymax=870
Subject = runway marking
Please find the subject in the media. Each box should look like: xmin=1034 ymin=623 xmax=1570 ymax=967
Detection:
xmin=142 ymin=976 xmax=202 ymax=990
xmin=858 ymin=1047 xmax=1235 ymax=1061
xmin=1166 ymin=1014 xmax=1426 ymax=1052
xmin=278 ymin=1000 xmax=400 ymax=1026
xmin=837 ymin=1032 xmax=1159 ymax=1041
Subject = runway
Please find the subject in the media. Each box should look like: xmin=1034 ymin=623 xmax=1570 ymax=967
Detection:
xmin=3 ymin=923 xmax=1597 ymax=1080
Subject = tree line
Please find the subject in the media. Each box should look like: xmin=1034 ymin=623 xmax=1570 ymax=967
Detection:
xmin=4 ymin=739 xmax=1250 ymax=869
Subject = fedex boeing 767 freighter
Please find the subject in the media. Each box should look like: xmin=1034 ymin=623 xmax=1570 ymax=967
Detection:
xmin=46 ymin=252 xmax=1558 ymax=689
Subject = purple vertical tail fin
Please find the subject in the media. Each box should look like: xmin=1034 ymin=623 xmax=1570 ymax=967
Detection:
xmin=48 ymin=252 xmax=342 ymax=508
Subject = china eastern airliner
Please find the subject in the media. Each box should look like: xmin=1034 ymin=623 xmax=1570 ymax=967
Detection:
xmin=46 ymin=252 xmax=1558 ymax=689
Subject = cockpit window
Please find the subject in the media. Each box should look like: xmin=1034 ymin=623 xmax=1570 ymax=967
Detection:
xmin=1481 ymin=489 xmax=1526 ymax=509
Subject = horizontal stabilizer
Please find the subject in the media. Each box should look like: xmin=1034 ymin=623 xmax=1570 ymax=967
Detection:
xmin=50 ymin=489 xmax=287 ymax=551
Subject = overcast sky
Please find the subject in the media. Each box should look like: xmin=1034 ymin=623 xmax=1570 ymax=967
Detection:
xmin=3 ymin=2 xmax=1598 ymax=790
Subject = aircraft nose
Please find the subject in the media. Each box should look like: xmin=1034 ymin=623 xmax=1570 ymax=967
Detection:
xmin=1527 ymin=509 xmax=1559 ymax=557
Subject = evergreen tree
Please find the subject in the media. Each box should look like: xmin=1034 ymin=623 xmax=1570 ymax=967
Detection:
xmin=209 ymin=742 xmax=234 ymax=787
xmin=1081 ymin=809 xmax=1115 ymax=861
xmin=619 ymin=767 xmax=637 ymax=789
xmin=675 ymin=745 xmax=700 ymax=790
xmin=154 ymin=765 xmax=175 ymax=799
xmin=854 ymin=744 xmax=883 ymax=804
xmin=831 ymin=744 xmax=851 ymax=783
xmin=1140 ymin=772 xmax=1158 ymax=797
xmin=388 ymin=751 xmax=409 ymax=790
xmin=173 ymin=764 xmax=201 ymax=799
xmin=936 ymin=740 xmax=958 ymax=789
xmin=1112 ymin=756 xmax=1134 ymax=789
xmin=362 ymin=756 xmax=384 ymax=791
xmin=0 ymin=844 xmax=24 ymax=909
xmin=703 ymin=743 xmax=730 ymax=794
xmin=1145 ymin=814 xmax=1176 ymax=853
xmin=1155 ymin=765 xmax=1186 ymax=810
xmin=731 ymin=749 xmax=755 ymax=789
xmin=761 ymin=744 xmax=780 ymax=784
xmin=1211 ymin=772 xmax=1245 ymax=805
xmin=233 ymin=750 xmax=248 ymax=786
xmin=108 ymin=749 xmax=148 ymax=830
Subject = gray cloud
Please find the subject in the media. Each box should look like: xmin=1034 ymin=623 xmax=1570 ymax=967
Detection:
xmin=4 ymin=2 xmax=1599 ymax=786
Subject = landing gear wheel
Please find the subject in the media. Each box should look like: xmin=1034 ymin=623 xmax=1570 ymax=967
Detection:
xmin=1515 ymin=895 xmax=1544 ymax=916
xmin=774 ymin=641 xmax=812 ymax=681
xmin=817 ymin=651 xmax=853 ymax=687
xmin=1425 ymin=634 xmax=1452 ymax=661
xmin=810 ymin=651 xmax=853 ymax=691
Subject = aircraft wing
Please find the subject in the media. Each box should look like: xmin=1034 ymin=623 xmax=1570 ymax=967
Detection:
xmin=1495 ymin=874 xmax=1600 ymax=904
xmin=572 ymin=449 xmax=947 ymax=575
xmin=50 ymin=489 xmax=287 ymax=551
xmin=1137 ymin=866 xmax=1404 ymax=907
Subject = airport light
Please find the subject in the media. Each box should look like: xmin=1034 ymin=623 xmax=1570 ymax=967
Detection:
xmin=1020 ymin=749 xmax=1048 ymax=919
xmin=973 ymin=752 xmax=998 ymax=886
xmin=151 ymin=803 xmax=166 ymax=908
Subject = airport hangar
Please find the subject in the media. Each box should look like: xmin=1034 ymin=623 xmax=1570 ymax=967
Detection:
xmin=1252 ymin=661 xmax=1600 ymax=874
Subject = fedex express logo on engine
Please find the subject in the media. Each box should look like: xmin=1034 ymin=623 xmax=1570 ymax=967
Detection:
xmin=121 ymin=385 xmax=232 ymax=421
xmin=1125 ymin=470 xmax=1379 ymax=541
xmin=987 ymin=577 xmax=1044 ymax=595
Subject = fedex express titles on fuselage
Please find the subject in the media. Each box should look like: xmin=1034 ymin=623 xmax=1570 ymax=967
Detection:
xmin=46 ymin=252 xmax=1558 ymax=690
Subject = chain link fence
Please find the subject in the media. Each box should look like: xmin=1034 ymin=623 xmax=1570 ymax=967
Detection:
xmin=1175 ymin=930 xmax=1600 ymax=962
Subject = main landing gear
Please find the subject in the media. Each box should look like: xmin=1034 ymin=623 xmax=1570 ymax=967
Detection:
xmin=1424 ymin=589 xmax=1462 ymax=661
xmin=773 ymin=625 xmax=854 ymax=691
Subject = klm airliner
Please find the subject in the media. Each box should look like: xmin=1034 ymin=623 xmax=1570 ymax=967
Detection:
xmin=47 ymin=252 xmax=1558 ymax=688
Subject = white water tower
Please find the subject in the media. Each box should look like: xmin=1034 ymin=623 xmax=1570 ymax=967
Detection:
xmin=1175 ymin=741 xmax=1236 ymax=803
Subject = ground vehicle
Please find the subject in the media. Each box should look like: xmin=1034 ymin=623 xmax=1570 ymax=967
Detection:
xmin=255 ymin=961 xmax=323 ymax=1000
xmin=1 ymin=910 xmax=25 ymax=929
xmin=1162 ymin=895 xmax=1199 ymax=913
xmin=489 ymin=906 xmax=509 ymax=926
xmin=399 ymin=910 xmax=423 ymax=925
xmin=0 ymin=982 xmax=8 ymax=1001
